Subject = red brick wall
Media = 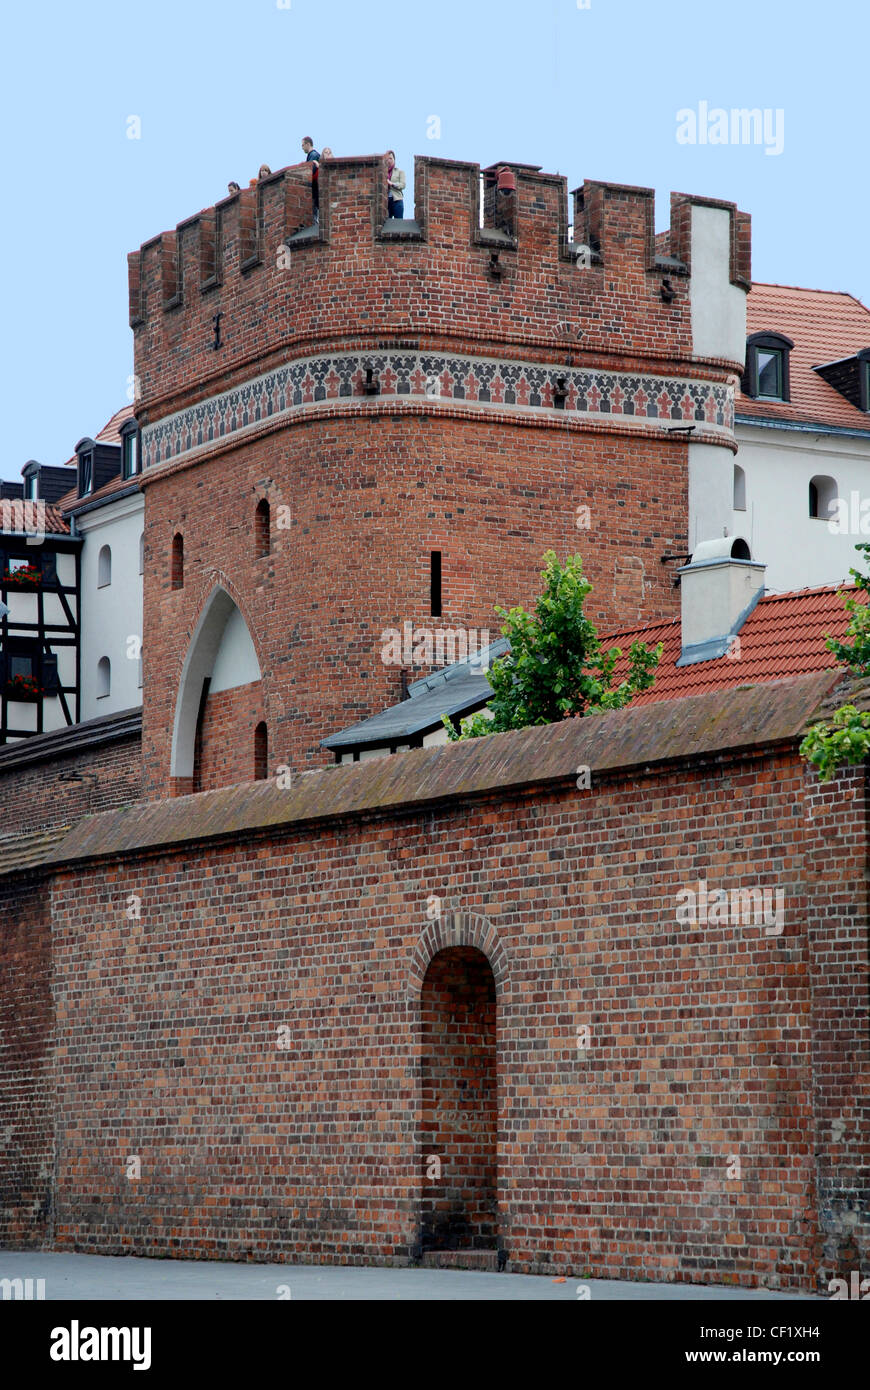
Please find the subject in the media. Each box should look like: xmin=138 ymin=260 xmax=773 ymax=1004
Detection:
xmin=37 ymin=747 xmax=868 ymax=1289
xmin=141 ymin=415 xmax=685 ymax=796
xmin=420 ymin=947 xmax=497 ymax=1252
xmin=195 ymin=681 xmax=265 ymax=793
xmin=132 ymin=156 xmax=747 ymax=797
xmin=130 ymin=161 xmax=747 ymax=420
xmin=0 ymin=734 xmax=142 ymax=835
xmin=0 ymin=873 xmax=53 ymax=1247
xmin=802 ymin=763 xmax=870 ymax=1285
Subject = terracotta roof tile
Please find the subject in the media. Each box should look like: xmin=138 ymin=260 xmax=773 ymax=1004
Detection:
xmin=64 ymin=403 xmax=135 ymax=464
xmin=0 ymin=498 xmax=70 ymax=536
xmin=738 ymin=283 xmax=870 ymax=431
xmin=96 ymin=403 xmax=136 ymax=445
xmin=61 ymin=471 xmax=142 ymax=517
xmin=0 ymin=825 xmax=71 ymax=875
xmin=606 ymin=583 xmax=864 ymax=705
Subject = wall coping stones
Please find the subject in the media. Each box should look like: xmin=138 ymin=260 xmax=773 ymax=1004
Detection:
xmin=0 ymin=670 xmax=841 ymax=880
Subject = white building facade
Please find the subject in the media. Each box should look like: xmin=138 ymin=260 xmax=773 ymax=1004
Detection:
xmin=74 ymin=488 xmax=144 ymax=721
xmin=697 ymin=283 xmax=870 ymax=592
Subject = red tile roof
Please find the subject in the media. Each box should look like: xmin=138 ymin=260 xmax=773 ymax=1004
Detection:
xmin=64 ymin=404 xmax=134 ymax=464
xmin=606 ymin=583 xmax=864 ymax=706
xmin=738 ymin=283 xmax=870 ymax=431
xmin=0 ymin=498 xmax=70 ymax=537
xmin=95 ymin=403 xmax=135 ymax=446
xmin=59 ymin=470 xmax=142 ymax=517
xmin=59 ymin=404 xmax=140 ymax=514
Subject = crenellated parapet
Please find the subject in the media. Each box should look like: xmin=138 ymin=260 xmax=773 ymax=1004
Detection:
xmin=128 ymin=154 xmax=750 ymax=459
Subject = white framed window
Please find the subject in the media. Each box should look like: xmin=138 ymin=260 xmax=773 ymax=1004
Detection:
xmin=809 ymin=475 xmax=837 ymax=520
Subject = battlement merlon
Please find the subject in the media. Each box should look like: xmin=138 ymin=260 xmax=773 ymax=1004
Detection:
xmin=127 ymin=156 xmax=750 ymax=422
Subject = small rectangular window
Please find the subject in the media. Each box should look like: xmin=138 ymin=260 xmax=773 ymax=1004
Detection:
xmin=79 ymin=452 xmax=93 ymax=496
xmin=42 ymin=653 xmax=59 ymax=694
xmin=430 ymin=551 xmax=442 ymax=618
xmin=122 ymin=431 xmax=139 ymax=479
xmin=10 ymin=653 xmax=34 ymax=680
xmin=756 ymin=349 xmax=783 ymax=400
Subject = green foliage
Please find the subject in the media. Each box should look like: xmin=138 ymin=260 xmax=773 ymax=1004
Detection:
xmin=800 ymin=705 xmax=870 ymax=783
xmin=825 ymin=543 xmax=870 ymax=669
xmin=444 ymin=551 xmax=662 ymax=741
xmin=802 ymin=542 xmax=870 ymax=781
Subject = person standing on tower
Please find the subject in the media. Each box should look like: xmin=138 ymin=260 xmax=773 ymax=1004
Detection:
xmin=301 ymin=136 xmax=321 ymax=223
xmin=386 ymin=150 xmax=405 ymax=219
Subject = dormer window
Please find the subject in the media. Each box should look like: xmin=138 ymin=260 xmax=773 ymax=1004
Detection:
xmin=813 ymin=347 xmax=870 ymax=413
xmin=120 ymin=419 xmax=140 ymax=480
xmin=25 ymin=474 xmax=37 ymax=500
xmin=743 ymin=332 xmax=793 ymax=403
xmin=757 ymin=349 xmax=783 ymax=398
xmin=75 ymin=438 xmax=97 ymax=498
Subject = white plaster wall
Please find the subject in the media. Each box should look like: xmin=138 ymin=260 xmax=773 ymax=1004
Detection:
xmin=78 ymin=493 xmax=144 ymax=720
xmin=210 ymin=605 xmax=261 ymax=693
xmin=7 ymin=701 xmax=37 ymax=733
xmin=688 ymin=441 xmax=734 ymax=552
xmin=41 ymin=695 xmax=67 ymax=733
xmin=56 ymin=552 xmax=76 ymax=588
xmin=689 ymin=204 xmax=747 ymax=364
xmin=423 ymin=726 xmax=450 ymax=748
xmin=732 ymin=425 xmax=870 ymax=591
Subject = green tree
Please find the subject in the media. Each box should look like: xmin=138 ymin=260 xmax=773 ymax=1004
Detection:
xmin=445 ymin=551 xmax=662 ymax=740
xmin=801 ymin=542 xmax=870 ymax=781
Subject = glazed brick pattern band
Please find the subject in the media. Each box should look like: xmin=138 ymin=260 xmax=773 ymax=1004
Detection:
xmin=141 ymin=350 xmax=734 ymax=471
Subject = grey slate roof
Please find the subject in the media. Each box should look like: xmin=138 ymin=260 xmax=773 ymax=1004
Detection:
xmin=322 ymin=638 xmax=509 ymax=749
xmin=0 ymin=706 xmax=141 ymax=772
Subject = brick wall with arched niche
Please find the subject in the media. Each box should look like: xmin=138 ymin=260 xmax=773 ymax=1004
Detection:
xmin=410 ymin=911 xmax=508 ymax=1264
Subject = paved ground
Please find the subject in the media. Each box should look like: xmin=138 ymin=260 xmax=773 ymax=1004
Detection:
xmin=0 ymin=1251 xmax=822 ymax=1300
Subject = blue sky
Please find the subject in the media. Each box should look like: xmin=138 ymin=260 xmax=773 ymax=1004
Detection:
xmin=1 ymin=0 xmax=867 ymax=478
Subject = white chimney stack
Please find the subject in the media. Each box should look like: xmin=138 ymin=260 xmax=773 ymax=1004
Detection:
xmin=677 ymin=537 xmax=765 ymax=665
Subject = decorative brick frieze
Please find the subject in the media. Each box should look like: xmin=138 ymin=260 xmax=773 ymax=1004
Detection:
xmin=141 ymin=350 xmax=734 ymax=473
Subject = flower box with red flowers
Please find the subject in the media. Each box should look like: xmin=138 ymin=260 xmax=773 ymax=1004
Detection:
xmin=2 ymin=564 xmax=42 ymax=588
xmin=5 ymin=673 xmax=42 ymax=700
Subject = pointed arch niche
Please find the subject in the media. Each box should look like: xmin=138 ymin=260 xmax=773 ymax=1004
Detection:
xmin=171 ymin=586 xmax=263 ymax=795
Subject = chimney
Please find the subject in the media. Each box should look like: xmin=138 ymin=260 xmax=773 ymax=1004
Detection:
xmin=677 ymin=537 xmax=765 ymax=665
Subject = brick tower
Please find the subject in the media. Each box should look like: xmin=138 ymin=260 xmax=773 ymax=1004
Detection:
xmin=128 ymin=155 xmax=750 ymax=795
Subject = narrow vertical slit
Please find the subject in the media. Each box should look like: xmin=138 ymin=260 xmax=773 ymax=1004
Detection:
xmin=430 ymin=551 xmax=442 ymax=618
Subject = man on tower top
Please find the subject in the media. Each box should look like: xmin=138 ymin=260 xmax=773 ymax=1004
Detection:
xmin=386 ymin=150 xmax=405 ymax=219
xmin=301 ymin=136 xmax=321 ymax=224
